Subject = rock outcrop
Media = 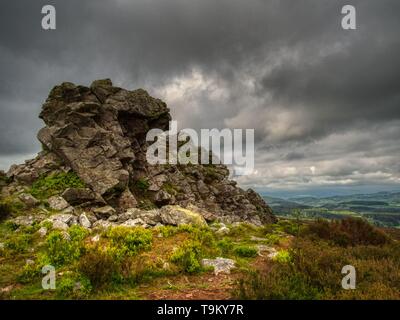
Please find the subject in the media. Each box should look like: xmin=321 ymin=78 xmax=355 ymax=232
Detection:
xmin=3 ymin=79 xmax=276 ymax=226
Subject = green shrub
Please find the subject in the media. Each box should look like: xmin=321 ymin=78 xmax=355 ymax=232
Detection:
xmin=264 ymin=234 xmax=281 ymax=245
xmin=29 ymin=172 xmax=85 ymax=199
xmin=234 ymin=245 xmax=258 ymax=258
xmin=4 ymin=233 xmax=32 ymax=254
xmin=17 ymin=262 xmax=41 ymax=284
xmin=78 ymin=246 xmax=120 ymax=289
xmin=170 ymin=240 xmax=203 ymax=273
xmin=134 ymin=178 xmax=150 ymax=192
xmin=217 ymin=238 xmax=234 ymax=255
xmin=45 ymin=227 xmax=88 ymax=266
xmin=156 ymin=225 xmax=179 ymax=238
xmin=273 ymin=250 xmax=292 ymax=264
xmin=275 ymin=220 xmax=300 ymax=235
xmin=57 ymin=273 xmax=92 ymax=298
xmin=105 ymin=226 xmax=152 ymax=258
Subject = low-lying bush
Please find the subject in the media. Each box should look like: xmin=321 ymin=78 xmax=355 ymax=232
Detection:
xmin=105 ymin=226 xmax=152 ymax=258
xmin=234 ymin=245 xmax=258 ymax=258
xmin=57 ymin=272 xmax=92 ymax=298
xmin=44 ymin=226 xmax=89 ymax=266
xmin=78 ymin=246 xmax=120 ymax=289
xmin=170 ymin=240 xmax=203 ymax=273
xmin=306 ymin=217 xmax=390 ymax=247
xmin=234 ymin=233 xmax=400 ymax=300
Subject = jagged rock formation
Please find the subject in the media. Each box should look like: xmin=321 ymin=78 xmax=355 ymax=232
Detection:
xmin=4 ymin=79 xmax=276 ymax=226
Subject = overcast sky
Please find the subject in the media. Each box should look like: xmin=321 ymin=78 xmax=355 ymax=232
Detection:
xmin=1 ymin=0 xmax=400 ymax=197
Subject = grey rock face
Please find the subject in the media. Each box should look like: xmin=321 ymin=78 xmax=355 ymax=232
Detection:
xmin=48 ymin=196 xmax=70 ymax=211
xmin=5 ymin=79 xmax=275 ymax=225
xmin=93 ymin=206 xmax=116 ymax=219
xmin=61 ymin=188 xmax=100 ymax=206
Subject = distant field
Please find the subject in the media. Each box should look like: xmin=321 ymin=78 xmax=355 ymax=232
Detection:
xmin=262 ymin=191 xmax=400 ymax=228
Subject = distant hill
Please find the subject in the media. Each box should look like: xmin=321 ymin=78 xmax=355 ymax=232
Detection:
xmin=263 ymin=191 xmax=400 ymax=228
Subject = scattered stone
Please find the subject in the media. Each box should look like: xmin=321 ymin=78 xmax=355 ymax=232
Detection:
xmin=48 ymin=213 xmax=76 ymax=225
xmin=93 ymin=206 xmax=116 ymax=219
xmin=79 ymin=213 xmax=91 ymax=228
xmin=216 ymin=226 xmax=230 ymax=235
xmin=18 ymin=193 xmax=40 ymax=208
xmin=0 ymin=285 xmax=14 ymax=293
xmin=92 ymin=220 xmax=115 ymax=229
xmin=91 ymin=234 xmax=100 ymax=242
xmin=122 ymin=208 xmax=161 ymax=226
xmin=108 ymin=215 xmax=118 ymax=222
xmin=53 ymin=220 xmax=69 ymax=231
xmin=256 ymin=245 xmax=278 ymax=258
xmin=48 ymin=196 xmax=70 ymax=211
xmin=37 ymin=227 xmax=48 ymax=237
xmin=13 ymin=215 xmax=45 ymax=227
xmin=25 ymin=259 xmax=35 ymax=265
xmin=250 ymin=236 xmax=268 ymax=242
xmin=121 ymin=218 xmax=149 ymax=228
xmin=62 ymin=206 xmax=75 ymax=214
xmin=201 ymin=257 xmax=236 ymax=275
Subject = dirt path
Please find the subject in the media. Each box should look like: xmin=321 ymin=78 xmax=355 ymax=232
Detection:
xmin=137 ymin=255 xmax=271 ymax=300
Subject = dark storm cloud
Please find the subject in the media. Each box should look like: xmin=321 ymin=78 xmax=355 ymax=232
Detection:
xmin=0 ymin=0 xmax=399 ymax=191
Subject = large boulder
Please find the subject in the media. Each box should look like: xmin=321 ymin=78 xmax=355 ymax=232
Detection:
xmin=159 ymin=205 xmax=207 ymax=226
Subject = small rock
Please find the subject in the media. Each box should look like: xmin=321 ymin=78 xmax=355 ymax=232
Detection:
xmin=108 ymin=215 xmax=118 ymax=222
xmin=47 ymin=213 xmax=76 ymax=226
xmin=121 ymin=218 xmax=148 ymax=228
xmin=47 ymin=196 xmax=70 ymax=211
xmin=162 ymin=262 xmax=170 ymax=270
xmin=62 ymin=206 xmax=75 ymax=214
xmin=37 ymin=227 xmax=48 ymax=237
xmin=250 ymin=236 xmax=268 ymax=242
xmin=13 ymin=216 xmax=33 ymax=227
xmin=0 ymin=285 xmax=14 ymax=293
xmin=91 ymin=234 xmax=100 ymax=242
xmin=93 ymin=206 xmax=116 ymax=219
xmin=92 ymin=220 xmax=114 ymax=229
xmin=79 ymin=213 xmax=92 ymax=228
xmin=52 ymin=220 xmax=69 ymax=231
xmin=201 ymin=257 xmax=235 ymax=275
xmin=25 ymin=259 xmax=35 ymax=265
xmin=256 ymin=245 xmax=278 ymax=258
xmin=18 ymin=193 xmax=40 ymax=208
xmin=216 ymin=226 xmax=230 ymax=235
